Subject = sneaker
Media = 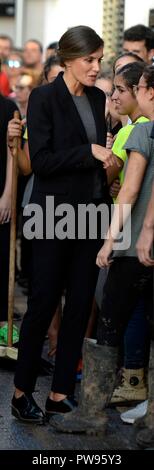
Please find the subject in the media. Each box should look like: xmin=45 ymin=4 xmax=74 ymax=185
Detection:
xmin=0 ymin=324 xmax=19 ymax=345
xmin=120 ymin=400 xmax=148 ymax=424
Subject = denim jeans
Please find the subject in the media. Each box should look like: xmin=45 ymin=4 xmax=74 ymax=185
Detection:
xmin=124 ymin=296 xmax=150 ymax=369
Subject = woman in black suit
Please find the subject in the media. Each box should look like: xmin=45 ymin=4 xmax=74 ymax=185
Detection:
xmin=12 ymin=25 xmax=115 ymax=423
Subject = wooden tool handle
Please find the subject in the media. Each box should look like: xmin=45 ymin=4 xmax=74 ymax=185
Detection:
xmin=7 ymin=110 xmax=20 ymax=347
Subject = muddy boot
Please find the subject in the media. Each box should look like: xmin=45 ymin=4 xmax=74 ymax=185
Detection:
xmin=50 ymin=338 xmax=118 ymax=434
xmin=110 ymin=368 xmax=147 ymax=407
xmin=136 ymin=341 xmax=154 ymax=448
xmin=136 ymin=427 xmax=154 ymax=448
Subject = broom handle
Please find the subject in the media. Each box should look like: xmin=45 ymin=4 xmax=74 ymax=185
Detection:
xmin=7 ymin=110 xmax=20 ymax=347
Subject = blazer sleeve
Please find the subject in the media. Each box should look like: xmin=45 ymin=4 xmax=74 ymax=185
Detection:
xmin=27 ymin=87 xmax=97 ymax=177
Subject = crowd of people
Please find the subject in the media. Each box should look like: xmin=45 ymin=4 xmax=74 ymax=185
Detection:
xmin=0 ymin=23 xmax=154 ymax=449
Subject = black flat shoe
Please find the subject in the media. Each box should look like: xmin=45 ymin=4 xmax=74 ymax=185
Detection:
xmin=45 ymin=395 xmax=78 ymax=420
xmin=11 ymin=394 xmax=45 ymax=424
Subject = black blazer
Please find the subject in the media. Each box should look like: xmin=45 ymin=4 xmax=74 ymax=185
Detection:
xmin=27 ymin=72 xmax=108 ymax=204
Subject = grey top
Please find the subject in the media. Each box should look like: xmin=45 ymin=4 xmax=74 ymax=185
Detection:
xmin=72 ymin=94 xmax=97 ymax=143
xmin=114 ymin=121 xmax=154 ymax=257
xmin=72 ymin=94 xmax=103 ymax=199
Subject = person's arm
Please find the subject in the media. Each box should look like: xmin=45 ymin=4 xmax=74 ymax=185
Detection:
xmin=136 ymin=181 xmax=154 ymax=266
xmin=105 ymin=129 xmax=123 ymax=187
xmin=0 ymin=149 xmax=12 ymax=224
xmin=21 ymin=141 xmax=31 ymax=175
xmin=96 ymin=150 xmax=147 ymax=267
xmin=11 ymin=141 xmax=31 ymax=176
xmin=106 ymin=125 xmax=128 ymax=192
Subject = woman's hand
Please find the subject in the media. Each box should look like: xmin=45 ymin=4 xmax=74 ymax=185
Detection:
xmin=96 ymin=238 xmax=114 ymax=268
xmin=109 ymin=178 xmax=121 ymax=198
xmin=7 ymin=117 xmax=25 ymax=154
xmin=91 ymin=144 xmax=118 ymax=169
xmin=136 ymin=224 xmax=154 ymax=266
xmin=0 ymin=193 xmax=11 ymax=224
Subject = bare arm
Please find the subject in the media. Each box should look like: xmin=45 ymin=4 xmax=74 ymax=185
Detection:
xmin=136 ymin=181 xmax=154 ymax=266
xmin=16 ymin=141 xmax=31 ymax=176
xmin=105 ymin=132 xmax=123 ymax=190
xmin=0 ymin=149 xmax=12 ymax=223
xmin=96 ymin=151 xmax=147 ymax=267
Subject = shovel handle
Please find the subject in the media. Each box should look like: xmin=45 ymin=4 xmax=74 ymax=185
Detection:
xmin=7 ymin=110 xmax=20 ymax=347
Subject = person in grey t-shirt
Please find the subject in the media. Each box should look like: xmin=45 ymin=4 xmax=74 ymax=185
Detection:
xmin=135 ymin=123 xmax=154 ymax=450
xmin=95 ymin=79 xmax=154 ymax=351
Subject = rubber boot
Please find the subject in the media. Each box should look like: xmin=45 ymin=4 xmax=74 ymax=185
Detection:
xmin=110 ymin=367 xmax=147 ymax=407
xmin=136 ymin=341 xmax=154 ymax=448
xmin=50 ymin=338 xmax=118 ymax=434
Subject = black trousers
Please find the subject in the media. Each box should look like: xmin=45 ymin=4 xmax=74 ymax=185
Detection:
xmin=14 ymin=236 xmax=102 ymax=394
xmin=97 ymin=257 xmax=153 ymax=348
xmin=0 ymin=222 xmax=10 ymax=322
